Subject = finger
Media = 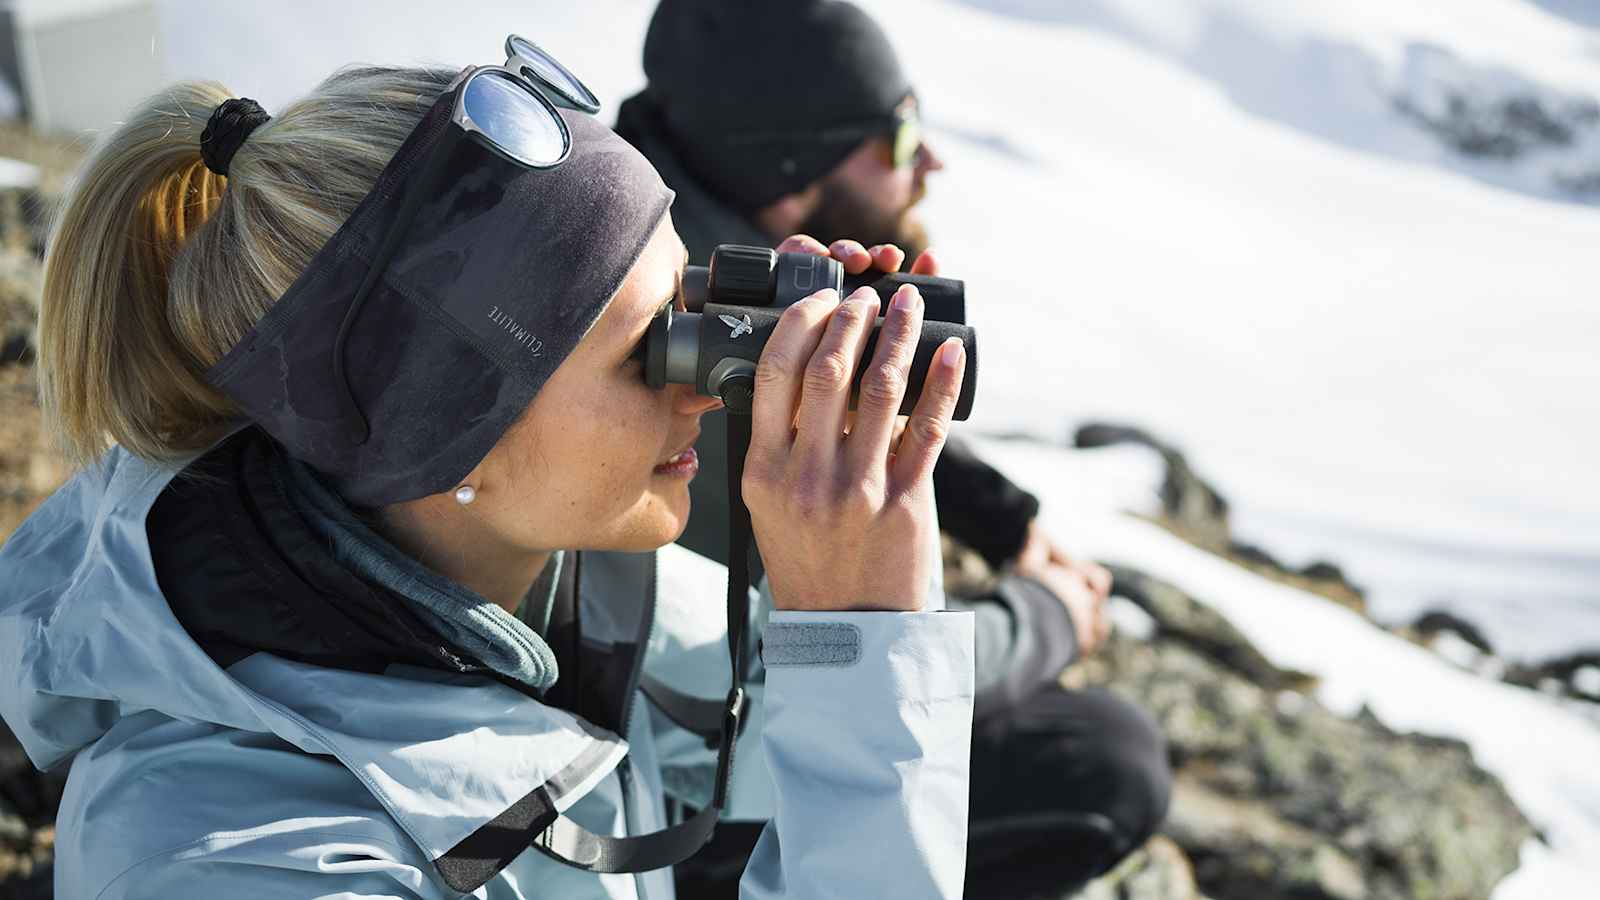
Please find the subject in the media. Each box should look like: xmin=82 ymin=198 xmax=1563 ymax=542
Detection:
xmin=1085 ymin=562 xmax=1113 ymax=598
xmin=777 ymin=234 xmax=829 ymax=255
xmin=868 ymin=243 xmax=906 ymax=273
xmin=890 ymin=336 xmax=965 ymax=489
xmin=750 ymin=289 xmax=841 ymax=459
xmin=828 ymin=239 xmax=873 ymax=274
xmin=794 ymin=287 xmax=879 ymax=456
xmin=909 ymin=248 xmax=940 ymax=276
xmin=847 ymin=284 xmax=924 ymax=471
xmin=1017 ymin=526 xmax=1049 ymax=571
xmin=1044 ymin=536 xmax=1072 ymax=566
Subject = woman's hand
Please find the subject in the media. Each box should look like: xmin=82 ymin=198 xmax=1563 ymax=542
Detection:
xmin=742 ymin=235 xmax=964 ymax=612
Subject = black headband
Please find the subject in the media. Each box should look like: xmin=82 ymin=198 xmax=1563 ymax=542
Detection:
xmin=205 ymin=88 xmax=675 ymax=506
xmin=200 ymin=97 xmax=271 ymax=177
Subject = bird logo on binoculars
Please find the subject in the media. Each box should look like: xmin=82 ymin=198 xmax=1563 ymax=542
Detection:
xmin=720 ymin=313 xmax=755 ymax=339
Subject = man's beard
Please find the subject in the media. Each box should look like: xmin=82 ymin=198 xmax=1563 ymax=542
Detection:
xmin=798 ymin=177 xmax=930 ymax=268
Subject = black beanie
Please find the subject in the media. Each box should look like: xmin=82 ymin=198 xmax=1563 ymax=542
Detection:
xmin=642 ymin=0 xmax=911 ymax=212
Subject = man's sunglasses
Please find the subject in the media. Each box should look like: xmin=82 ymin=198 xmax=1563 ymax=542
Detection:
xmin=334 ymin=35 xmax=601 ymax=443
xmin=723 ymin=96 xmax=925 ymax=170
xmin=885 ymin=101 xmax=924 ymax=169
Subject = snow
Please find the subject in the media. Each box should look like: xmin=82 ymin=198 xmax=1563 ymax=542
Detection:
xmin=0 ymin=158 xmax=38 ymax=189
xmin=970 ymin=436 xmax=1600 ymax=900
xmin=1431 ymin=627 xmax=1490 ymax=670
xmin=857 ymin=0 xmax=1600 ymax=663
xmin=128 ymin=0 xmax=1600 ymax=893
xmin=1574 ymin=665 xmax=1600 ymax=698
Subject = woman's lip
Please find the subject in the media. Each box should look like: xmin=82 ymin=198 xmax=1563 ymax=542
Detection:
xmin=656 ymin=433 xmax=700 ymax=466
xmin=653 ymin=447 xmax=699 ymax=478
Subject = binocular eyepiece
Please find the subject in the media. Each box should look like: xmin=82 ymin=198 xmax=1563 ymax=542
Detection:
xmin=640 ymin=245 xmax=978 ymax=419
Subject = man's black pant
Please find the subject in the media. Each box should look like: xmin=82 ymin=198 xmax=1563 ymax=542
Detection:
xmin=673 ymin=684 xmax=1172 ymax=899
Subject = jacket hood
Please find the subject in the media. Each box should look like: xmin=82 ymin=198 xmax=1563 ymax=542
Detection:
xmin=0 ymin=445 xmax=259 ymax=771
xmin=0 ymin=436 xmax=629 ymax=889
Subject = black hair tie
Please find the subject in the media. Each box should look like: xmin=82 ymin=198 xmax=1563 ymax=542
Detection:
xmin=200 ymin=97 xmax=271 ymax=177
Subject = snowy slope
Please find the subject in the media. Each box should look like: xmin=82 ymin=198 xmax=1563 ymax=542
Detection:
xmin=849 ymin=0 xmax=1600 ymax=662
xmin=968 ymin=436 xmax=1600 ymax=900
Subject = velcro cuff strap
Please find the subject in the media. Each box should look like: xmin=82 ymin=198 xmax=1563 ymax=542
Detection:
xmin=762 ymin=622 xmax=861 ymax=667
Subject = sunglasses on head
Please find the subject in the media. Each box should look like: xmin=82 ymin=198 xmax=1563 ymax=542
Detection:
xmin=334 ymin=35 xmax=602 ymax=444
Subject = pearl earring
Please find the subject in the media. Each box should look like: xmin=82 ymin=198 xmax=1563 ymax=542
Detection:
xmin=454 ymin=484 xmax=477 ymax=506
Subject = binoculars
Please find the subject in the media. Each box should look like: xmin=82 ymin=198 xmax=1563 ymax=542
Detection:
xmin=640 ymin=245 xmax=978 ymax=419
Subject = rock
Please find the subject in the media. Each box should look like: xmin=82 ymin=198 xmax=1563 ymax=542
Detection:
xmin=1574 ymin=666 xmax=1600 ymax=700
xmin=1073 ymin=423 xmax=1231 ymax=549
xmin=0 ymin=725 xmax=59 ymax=900
xmin=0 ymin=336 xmax=27 ymax=367
xmin=0 ymin=244 xmax=40 ymax=369
xmin=1102 ymin=565 xmax=1316 ymax=694
xmin=1409 ymin=610 xmax=1496 ymax=656
xmin=0 ymin=126 xmax=77 ymax=900
xmin=1073 ymin=422 xmax=1366 ymax=613
xmin=1388 ymin=45 xmax=1600 ymax=200
xmin=1076 ymin=569 xmax=1535 ymax=900
xmin=1504 ymin=650 xmax=1600 ymax=706
xmin=0 ymin=365 xmax=66 ymax=542
xmin=1069 ymin=836 xmax=1210 ymax=900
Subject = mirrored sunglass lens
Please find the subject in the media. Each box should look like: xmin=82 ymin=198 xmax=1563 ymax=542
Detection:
xmin=463 ymin=72 xmax=568 ymax=166
xmin=893 ymin=116 xmax=922 ymax=168
xmin=510 ymin=36 xmax=599 ymax=109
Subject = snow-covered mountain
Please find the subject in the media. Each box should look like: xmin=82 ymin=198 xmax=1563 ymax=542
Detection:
xmin=864 ymin=0 xmax=1600 ymax=665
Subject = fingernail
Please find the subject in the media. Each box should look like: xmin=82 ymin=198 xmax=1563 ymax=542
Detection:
xmin=892 ymin=284 xmax=920 ymax=311
xmin=812 ymin=288 xmax=840 ymax=305
xmin=940 ymin=337 xmax=965 ymax=370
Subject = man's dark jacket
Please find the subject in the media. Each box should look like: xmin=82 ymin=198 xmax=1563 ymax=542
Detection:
xmin=616 ymin=92 xmax=1081 ymax=712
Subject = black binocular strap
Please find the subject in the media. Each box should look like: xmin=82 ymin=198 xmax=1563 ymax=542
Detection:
xmin=526 ymin=413 xmax=753 ymax=875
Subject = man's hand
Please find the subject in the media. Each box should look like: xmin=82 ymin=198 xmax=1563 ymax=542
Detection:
xmin=1014 ymin=520 xmax=1112 ymax=656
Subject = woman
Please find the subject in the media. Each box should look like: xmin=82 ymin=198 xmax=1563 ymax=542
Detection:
xmin=0 ymin=46 xmax=973 ymax=900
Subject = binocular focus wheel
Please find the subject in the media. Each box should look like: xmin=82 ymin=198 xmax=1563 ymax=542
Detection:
xmin=720 ymin=376 xmax=755 ymax=415
xmin=707 ymin=358 xmax=758 ymax=414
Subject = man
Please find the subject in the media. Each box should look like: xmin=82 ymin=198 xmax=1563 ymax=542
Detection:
xmin=617 ymin=2 xmax=1171 ymax=897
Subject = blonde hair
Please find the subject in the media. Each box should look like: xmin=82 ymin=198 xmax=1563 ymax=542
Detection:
xmin=38 ymin=66 xmax=454 ymax=465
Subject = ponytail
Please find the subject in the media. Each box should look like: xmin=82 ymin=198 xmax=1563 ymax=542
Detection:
xmin=39 ymin=81 xmax=234 ymax=463
xmin=37 ymin=66 xmax=454 ymax=465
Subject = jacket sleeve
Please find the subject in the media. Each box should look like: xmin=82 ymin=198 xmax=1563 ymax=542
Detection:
xmin=738 ymin=610 xmax=975 ymax=900
xmin=948 ymin=574 xmax=1080 ymax=720
xmin=933 ymin=436 xmax=1040 ymax=569
xmin=85 ymin=816 xmax=440 ymax=900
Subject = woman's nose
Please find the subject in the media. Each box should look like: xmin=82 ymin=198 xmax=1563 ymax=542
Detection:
xmin=671 ymin=383 xmax=724 ymax=416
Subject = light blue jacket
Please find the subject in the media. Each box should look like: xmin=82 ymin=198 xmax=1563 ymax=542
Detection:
xmin=0 ymin=446 xmax=975 ymax=899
